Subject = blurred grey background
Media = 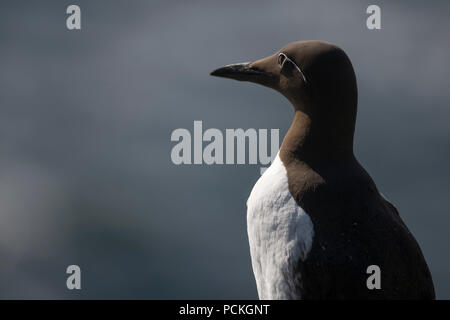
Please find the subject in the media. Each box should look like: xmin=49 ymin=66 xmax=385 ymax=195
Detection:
xmin=0 ymin=0 xmax=449 ymax=299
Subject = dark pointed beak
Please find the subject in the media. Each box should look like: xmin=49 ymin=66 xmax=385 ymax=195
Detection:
xmin=210 ymin=62 xmax=273 ymax=83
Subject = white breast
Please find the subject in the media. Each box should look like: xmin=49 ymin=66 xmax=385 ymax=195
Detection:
xmin=246 ymin=153 xmax=314 ymax=300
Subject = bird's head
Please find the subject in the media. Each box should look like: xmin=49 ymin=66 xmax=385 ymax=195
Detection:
xmin=210 ymin=40 xmax=358 ymax=153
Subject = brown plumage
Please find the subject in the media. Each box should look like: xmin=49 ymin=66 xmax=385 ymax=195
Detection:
xmin=211 ymin=40 xmax=435 ymax=299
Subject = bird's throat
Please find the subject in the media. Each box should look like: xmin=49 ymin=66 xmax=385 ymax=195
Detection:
xmin=280 ymin=110 xmax=354 ymax=166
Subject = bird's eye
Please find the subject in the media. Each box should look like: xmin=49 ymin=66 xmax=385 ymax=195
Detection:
xmin=278 ymin=53 xmax=287 ymax=67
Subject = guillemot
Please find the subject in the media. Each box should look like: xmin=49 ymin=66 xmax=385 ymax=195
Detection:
xmin=210 ymin=40 xmax=435 ymax=299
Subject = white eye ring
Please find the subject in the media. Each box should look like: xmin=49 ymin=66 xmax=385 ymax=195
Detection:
xmin=278 ymin=53 xmax=287 ymax=67
xmin=278 ymin=52 xmax=308 ymax=83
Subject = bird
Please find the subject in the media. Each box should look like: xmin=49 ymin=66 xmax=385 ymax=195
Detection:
xmin=210 ymin=40 xmax=435 ymax=299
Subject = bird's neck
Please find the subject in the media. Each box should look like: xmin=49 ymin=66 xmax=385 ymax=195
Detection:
xmin=280 ymin=110 xmax=355 ymax=165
